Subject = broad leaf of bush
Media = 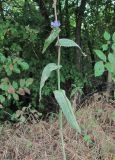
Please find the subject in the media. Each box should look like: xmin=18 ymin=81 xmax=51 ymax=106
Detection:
xmin=108 ymin=53 xmax=115 ymax=65
xmin=42 ymin=28 xmax=60 ymax=53
xmin=94 ymin=61 xmax=105 ymax=77
xmin=112 ymin=43 xmax=115 ymax=51
xmin=20 ymin=62 xmax=29 ymax=70
xmin=94 ymin=50 xmax=106 ymax=62
xmin=0 ymin=83 xmax=9 ymax=91
xmin=13 ymin=64 xmax=20 ymax=73
xmin=112 ymin=33 xmax=115 ymax=42
xmin=0 ymin=53 xmax=6 ymax=63
xmin=54 ymin=89 xmax=81 ymax=133
xmin=102 ymin=44 xmax=108 ymax=51
xmin=26 ymin=78 xmax=33 ymax=87
xmin=104 ymin=31 xmax=111 ymax=41
xmin=13 ymin=93 xmax=19 ymax=101
xmin=105 ymin=62 xmax=115 ymax=74
xmin=20 ymin=79 xmax=25 ymax=88
xmin=39 ymin=63 xmax=61 ymax=101
xmin=0 ymin=95 xmax=5 ymax=103
xmin=12 ymin=81 xmax=18 ymax=89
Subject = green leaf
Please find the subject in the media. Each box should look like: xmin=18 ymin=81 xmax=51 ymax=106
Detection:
xmin=112 ymin=33 xmax=115 ymax=42
xmin=13 ymin=93 xmax=19 ymax=101
xmin=54 ymin=89 xmax=81 ymax=133
xmin=0 ymin=83 xmax=9 ymax=91
xmin=94 ymin=50 xmax=106 ymax=62
xmin=94 ymin=61 xmax=105 ymax=77
xmin=57 ymin=38 xmax=80 ymax=47
xmin=12 ymin=81 xmax=18 ymax=89
xmin=102 ymin=44 xmax=108 ymax=51
xmin=112 ymin=43 xmax=115 ymax=51
xmin=20 ymin=79 xmax=25 ymax=87
xmin=20 ymin=62 xmax=29 ymax=70
xmin=83 ymin=135 xmax=92 ymax=143
xmin=105 ymin=62 xmax=115 ymax=74
xmin=108 ymin=53 xmax=115 ymax=65
xmin=0 ymin=95 xmax=5 ymax=103
xmin=26 ymin=78 xmax=33 ymax=87
xmin=5 ymin=66 xmax=12 ymax=76
xmin=57 ymin=38 xmax=86 ymax=56
xmin=15 ymin=58 xmax=23 ymax=65
xmin=0 ymin=53 xmax=6 ymax=63
xmin=112 ymin=111 xmax=115 ymax=118
xmin=39 ymin=63 xmax=61 ymax=101
xmin=42 ymin=28 xmax=60 ymax=53
xmin=103 ymin=31 xmax=111 ymax=41
xmin=13 ymin=64 xmax=20 ymax=73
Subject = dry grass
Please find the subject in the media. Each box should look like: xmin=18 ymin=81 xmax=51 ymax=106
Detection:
xmin=0 ymin=93 xmax=115 ymax=160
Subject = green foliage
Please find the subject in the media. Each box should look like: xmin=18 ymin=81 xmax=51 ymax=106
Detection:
xmin=39 ymin=63 xmax=62 ymax=101
xmin=54 ymin=90 xmax=81 ymax=133
xmin=112 ymin=110 xmax=115 ymax=118
xmin=0 ymin=95 xmax=5 ymax=103
xmin=11 ymin=105 xmax=42 ymax=123
xmin=56 ymin=38 xmax=86 ymax=56
xmin=83 ymin=134 xmax=92 ymax=144
xmin=42 ymin=28 xmax=61 ymax=53
xmin=94 ymin=32 xmax=115 ymax=81
xmin=112 ymin=33 xmax=115 ymax=42
xmin=26 ymin=78 xmax=34 ymax=87
xmin=0 ymin=0 xmax=114 ymax=124
xmin=94 ymin=50 xmax=106 ymax=62
xmin=40 ymin=20 xmax=82 ymax=135
xmin=57 ymin=38 xmax=80 ymax=48
xmin=112 ymin=43 xmax=115 ymax=51
xmin=70 ymin=85 xmax=83 ymax=98
xmin=94 ymin=61 xmax=105 ymax=77
xmin=108 ymin=53 xmax=115 ymax=65
xmin=103 ymin=31 xmax=111 ymax=41
xmin=102 ymin=44 xmax=108 ymax=51
xmin=0 ymin=52 xmax=33 ymax=120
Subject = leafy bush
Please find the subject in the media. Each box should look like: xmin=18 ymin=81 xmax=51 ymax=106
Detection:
xmin=94 ymin=31 xmax=115 ymax=80
xmin=0 ymin=53 xmax=33 ymax=119
xmin=94 ymin=31 xmax=115 ymax=97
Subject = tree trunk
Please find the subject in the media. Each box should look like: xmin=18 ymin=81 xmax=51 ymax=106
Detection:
xmin=0 ymin=1 xmax=5 ymax=21
xmin=75 ymin=0 xmax=87 ymax=71
xmin=65 ymin=0 xmax=70 ymax=37
xmin=34 ymin=0 xmax=50 ymax=34
xmin=59 ymin=0 xmax=62 ymax=25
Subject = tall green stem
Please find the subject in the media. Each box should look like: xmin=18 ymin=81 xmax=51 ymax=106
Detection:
xmin=59 ymin=109 xmax=67 ymax=160
xmin=53 ymin=1 xmax=66 ymax=159
xmin=57 ymin=43 xmax=61 ymax=90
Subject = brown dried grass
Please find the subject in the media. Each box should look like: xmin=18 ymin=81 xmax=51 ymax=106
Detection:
xmin=0 ymin=93 xmax=115 ymax=160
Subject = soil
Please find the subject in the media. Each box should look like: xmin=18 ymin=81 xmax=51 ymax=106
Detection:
xmin=0 ymin=92 xmax=115 ymax=160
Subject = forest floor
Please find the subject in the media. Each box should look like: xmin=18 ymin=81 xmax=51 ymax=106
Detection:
xmin=0 ymin=92 xmax=115 ymax=160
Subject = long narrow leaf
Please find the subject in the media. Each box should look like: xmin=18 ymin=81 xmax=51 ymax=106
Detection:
xmin=56 ymin=38 xmax=86 ymax=56
xmin=42 ymin=28 xmax=60 ymax=53
xmin=54 ymin=89 xmax=81 ymax=133
xmin=39 ymin=63 xmax=61 ymax=101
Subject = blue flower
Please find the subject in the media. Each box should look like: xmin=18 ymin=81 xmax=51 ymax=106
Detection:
xmin=51 ymin=20 xmax=61 ymax=28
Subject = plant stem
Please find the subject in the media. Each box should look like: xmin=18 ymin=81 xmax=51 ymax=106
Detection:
xmin=53 ymin=1 xmax=67 ymax=159
xmin=57 ymin=43 xmax=61 ymax=90
xmin=53 ymin=0 xmax=61 ymax=90
xmin=59 ymin=110 xmax=67 ymax=160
